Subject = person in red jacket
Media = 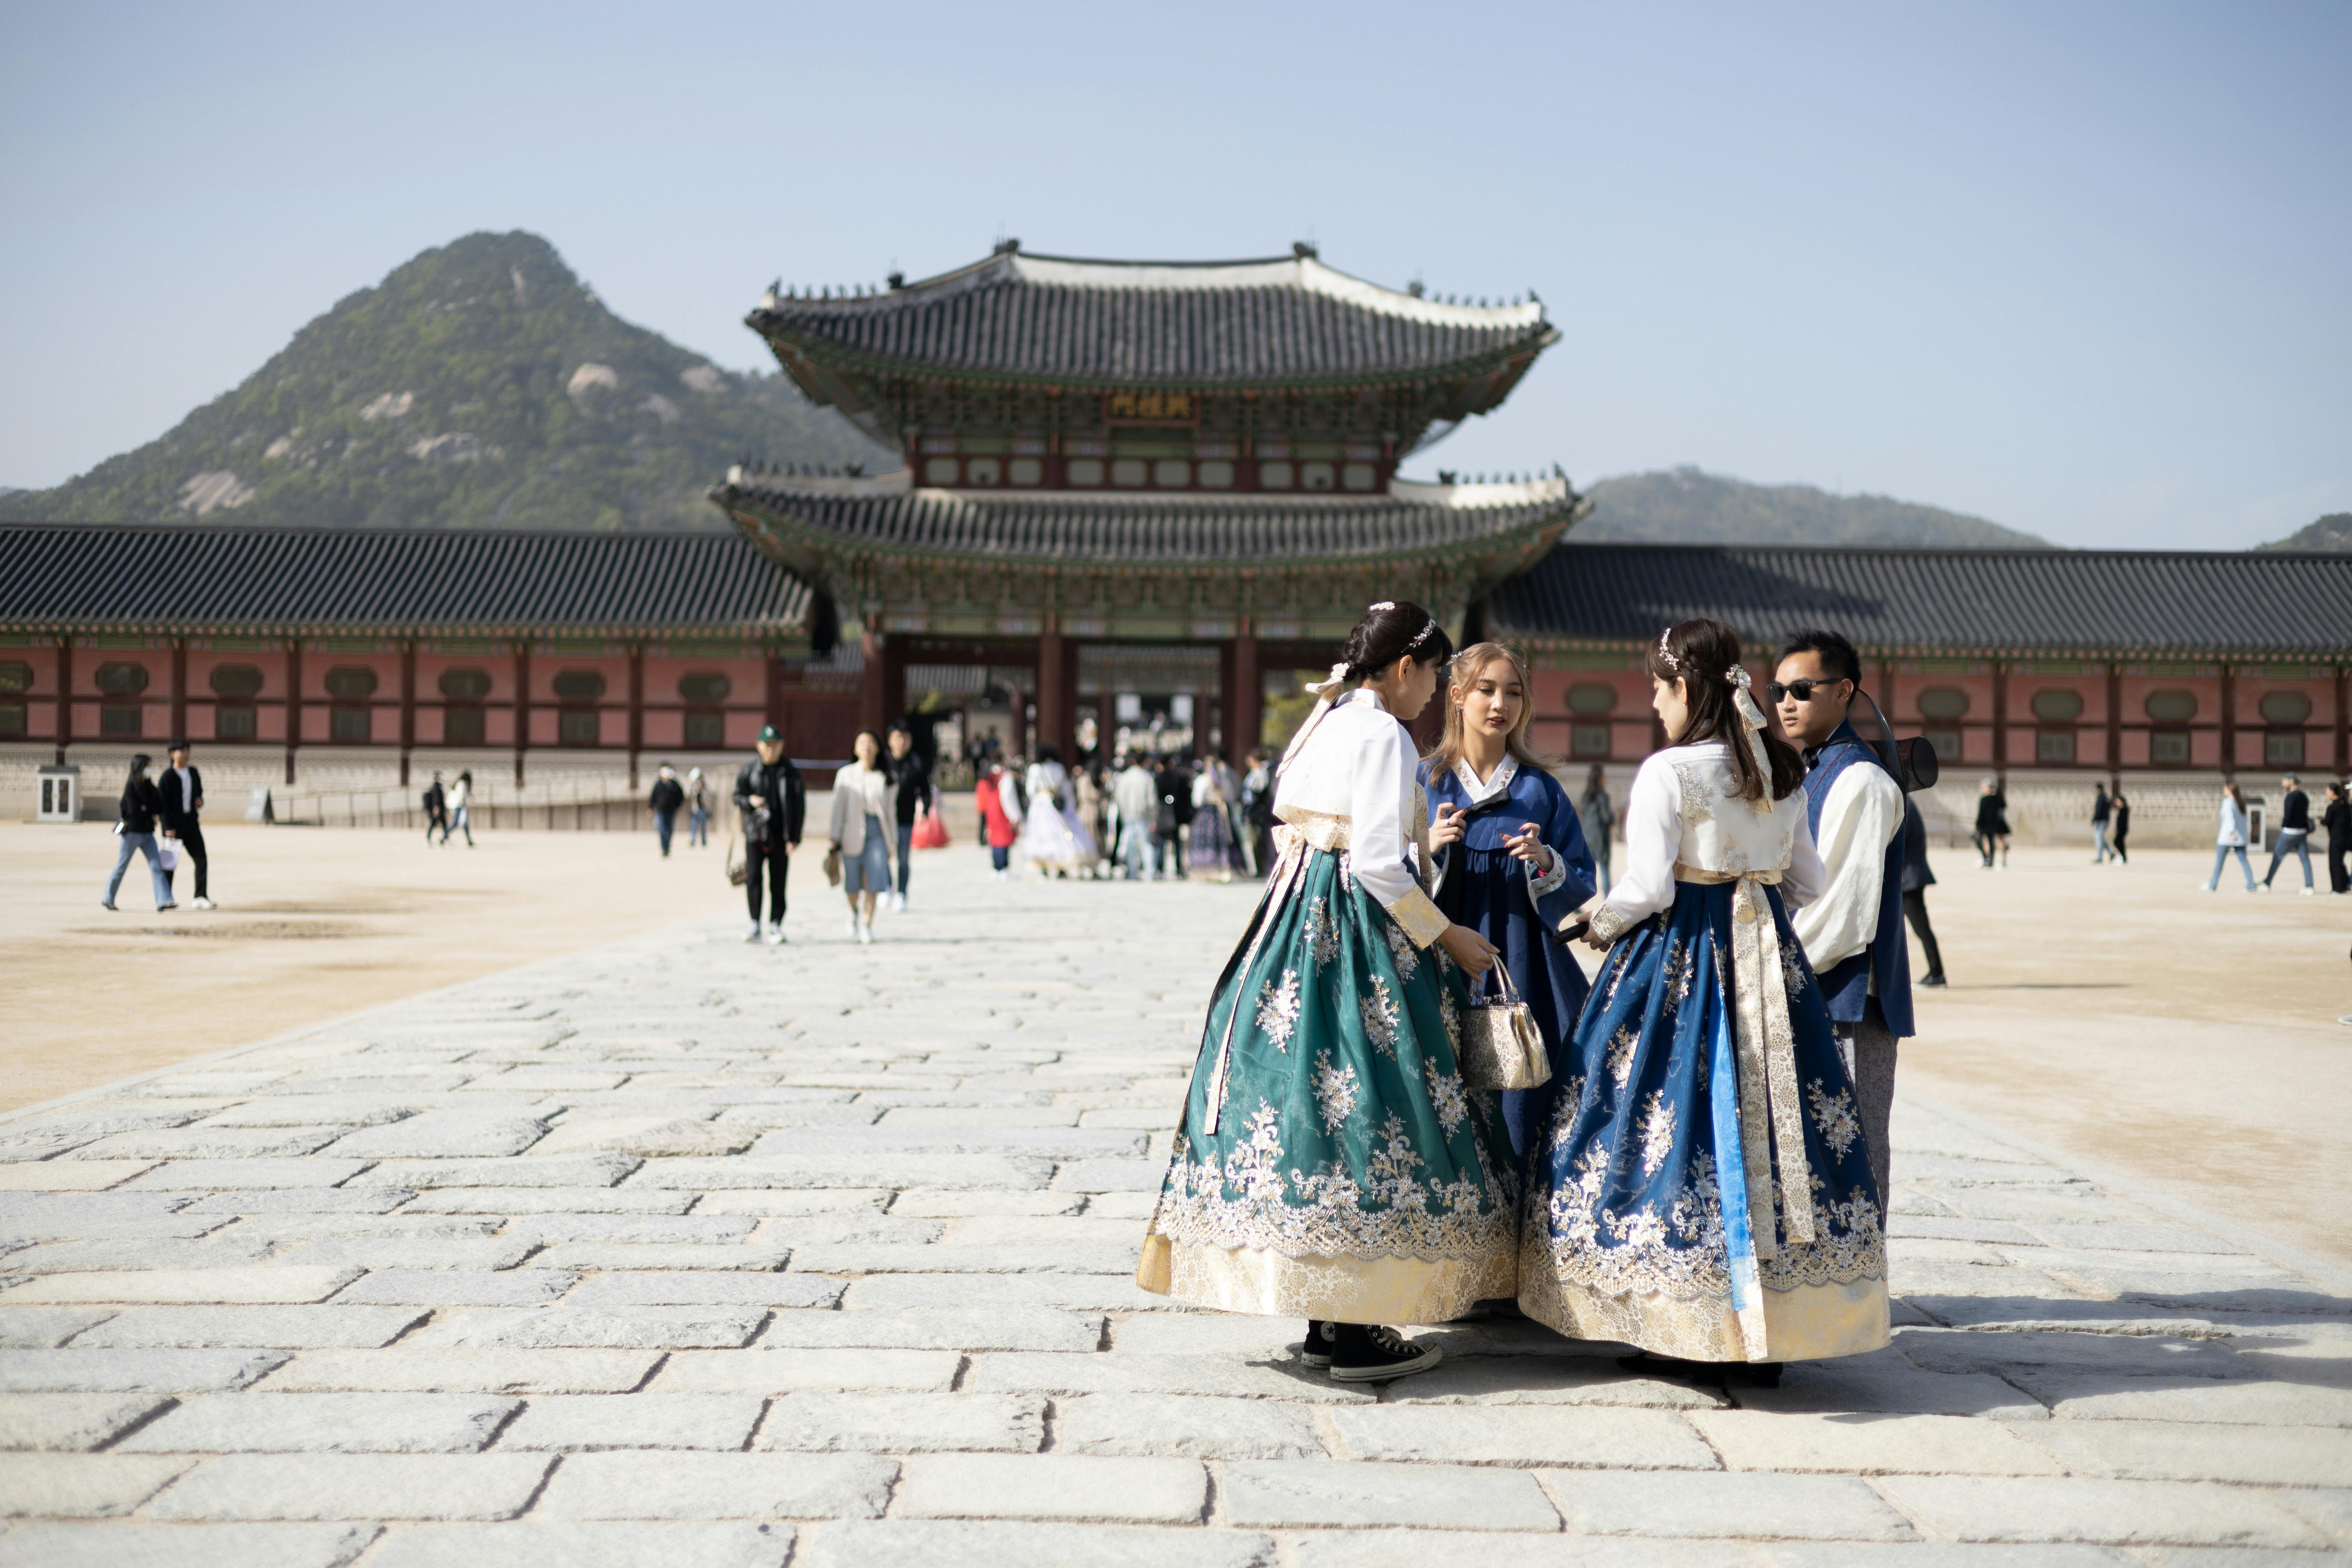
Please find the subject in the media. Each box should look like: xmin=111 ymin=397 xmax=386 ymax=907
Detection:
xmin=975 ymin=760 xmax=1020 ymax=880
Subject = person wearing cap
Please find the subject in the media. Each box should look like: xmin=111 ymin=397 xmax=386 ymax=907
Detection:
xmin=733 ymin=726 xmax=805 ymax=944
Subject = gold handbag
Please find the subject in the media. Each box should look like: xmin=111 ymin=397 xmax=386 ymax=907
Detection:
xmin=1457 ymin=962 xmax=1550 ymax=1091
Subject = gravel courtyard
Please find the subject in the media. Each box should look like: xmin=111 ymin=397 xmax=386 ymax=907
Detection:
xmin=2 ymin=850 xmax=2349 ymax=1565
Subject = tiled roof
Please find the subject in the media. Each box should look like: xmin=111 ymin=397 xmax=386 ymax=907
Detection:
xmin=1490 ymin=544 xmax=2352 ymax=659
xmin=714 ymin=472 xmax=1583 ymax=566
xmin=750 ymin=247 xmax=1555 ymax=389
xmin=0 ymin=524 xmax=811 ymax=636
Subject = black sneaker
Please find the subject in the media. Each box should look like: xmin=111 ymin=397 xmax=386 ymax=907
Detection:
xmin=1301 ymin=1320 xmax=1333 ymax=1369
xmin=1326 ymin=1323 xmax=1442 ymax=1382
xmin=1920 ymin=974 xmax=1947 ymax=988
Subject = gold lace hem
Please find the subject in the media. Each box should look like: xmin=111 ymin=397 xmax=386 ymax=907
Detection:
xmin=1138 ymin=1235 xmax=1514 ymax=1323
xmin=1518 ymin=1266 xmax=1889 ymax=1363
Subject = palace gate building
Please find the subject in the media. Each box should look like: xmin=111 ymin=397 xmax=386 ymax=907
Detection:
xmin=4 ymin=240 xmax=2348 ymax=845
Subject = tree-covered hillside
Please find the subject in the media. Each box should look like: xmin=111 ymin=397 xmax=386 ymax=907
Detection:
xmin=2258 ymin=513 xmax=2352 ymax=552
xmin=1573 ymin=466 xmax=2051 ymax=548
xmin=0 ymin=231 xmax=891 ymax=531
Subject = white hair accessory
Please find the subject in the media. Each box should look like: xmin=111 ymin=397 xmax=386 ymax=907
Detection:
xmin=1368 ymin=601 xmax=1396 ymax=612
xmin=1303 ymin=662 xmax=1352 ymax=699
xmin=1656 ymin=627 xmax=1680 ymax=672
xmin=1725 ymin=663 xmax=1776 ymax=794
xmin=1405 ymin=617 xmax=1437 ymax=651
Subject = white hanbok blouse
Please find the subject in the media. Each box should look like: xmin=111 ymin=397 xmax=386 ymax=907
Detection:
xmin=1272 ymin=688 xmax=1450 ymax=948
xmin=1590 ymin=741 xmax=1825 ymax=943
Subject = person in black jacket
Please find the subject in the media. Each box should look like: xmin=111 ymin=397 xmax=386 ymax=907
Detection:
xmin=1153 ymin=755 xmax=1194 ymax=880
xmin=733 ymin=726 xmax=805 ymax=944
xmin=156 ymin=739 xmax=212 ymax=908
xmin=885 ymin=724 xmax=934 ymax=912
xmin=1973 ymin=777 xmax=2010 ymax=868
xmin=2324 ymin=782 xmax=2351 ymax=895
xmin=647 ymin=764 xmax=686 ymax=858
xmin=104 ymin=754 xmax=174 ymax=912
xmin=421 ymin=772 xmax=448 ymax=844
xmin=2262 ymin=774 xmax=2316 ymax=893
xmin=1901 ymin=797 xmax=1945 ymax=987
xmin=2109 ymin=786 xmax=2132 ymax=864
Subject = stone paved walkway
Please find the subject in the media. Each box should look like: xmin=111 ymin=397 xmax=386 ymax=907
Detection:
xmin=4 ymin=852 xmax=2349 ymax=1566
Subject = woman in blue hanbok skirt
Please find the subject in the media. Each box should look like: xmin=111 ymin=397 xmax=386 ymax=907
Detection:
xmin=1520 ymin=619 xmax=1889 ymax=1371
xmin=1423 ymin=642 xmax=1598 ymax=1169
xmin=1140 ymin=603 xmax=1519 ymax=1382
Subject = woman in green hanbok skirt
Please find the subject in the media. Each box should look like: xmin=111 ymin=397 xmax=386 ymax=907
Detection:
xmin=1139 ymin=602 xmax=1520 ymax=1382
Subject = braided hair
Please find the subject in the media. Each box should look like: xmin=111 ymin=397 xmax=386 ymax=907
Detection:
xmin=1340 ymin=601 xmax=1453 ymax=682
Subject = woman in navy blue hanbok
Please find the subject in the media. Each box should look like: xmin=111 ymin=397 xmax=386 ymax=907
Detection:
xmin=1520 ymin=620 xmax=1889 ymax=1370
xmin=1423 ymin=642 xmax=1598 ymax=1168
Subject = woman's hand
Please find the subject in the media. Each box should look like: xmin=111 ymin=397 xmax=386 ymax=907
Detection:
xmin=1501 ymin=822 xmax=1552 ymax=871
xmin=1437 ymin=923 xmax=1499 ymax=975
xmin=1577 ymin=918 xmax=1612 ymax=953
xmin=1428 ymin=803 xmax=1468 ymax=851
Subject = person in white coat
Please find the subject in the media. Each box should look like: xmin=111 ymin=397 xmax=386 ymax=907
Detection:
xmin=2207 ymin=781 xmax=2256 ymax=892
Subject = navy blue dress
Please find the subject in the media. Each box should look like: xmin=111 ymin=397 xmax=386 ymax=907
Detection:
xmin=1423 ymin=755 xmax=1598 ymax=1166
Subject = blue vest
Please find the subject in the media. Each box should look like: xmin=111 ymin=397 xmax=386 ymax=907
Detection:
xmin=1804 ymin=722 xmax=1914 ymax=1037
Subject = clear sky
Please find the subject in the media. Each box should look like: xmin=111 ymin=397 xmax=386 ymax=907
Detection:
xmin=3 ymin=1 xmax=2345 ymax=548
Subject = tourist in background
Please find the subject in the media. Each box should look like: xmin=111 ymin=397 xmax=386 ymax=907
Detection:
xmin=1138 ymin=601 xmax=1512 ymax=1382
xmin=648 ymin=763 xmax=685 ymax=858
xmin=1423 ymin=641 xmax=1596 ymax=1172
xmin=1189 ymin=750 xmax=1239 ymax=882
xmin=1019 ymin=744 xmax=1089 ymax=876
xmin=157 ymin=739 xmax=212 ymax=909
xmin=2207 ymin=781 xmax=2256 ymax=892
xmin=103 ymin=754 xmax=173 ymax=912
xmin=1241 ymin=748 xmax=1277 ymax=876
xmin=2323 ymin=782 xmax=2351 ymax=895
xmin=686 ymin=767 xmax=711 ymax=847
xmin=1974 ymin=777 xmax=2010 ymax=868
xmin=2109 ymin=785 xmax=2131 ymax=864
xmin=422 ymin=771 xmax=449 ymax=844
xmin=1113 ymin=751 xmax=1157 ymax=880
xmin=830 ymin=730 xmax=894 ymax=942
xmin=1776 ymin=627 xmax=1911 ymax=1224
xmin=444 ymin=770 xmax=474 ymax=846
xmin=1902 ymin=797 xmax=1946 ymax=988
xmin=886 ymin=724 xmax=933 ymax=910
xmin=2262 ymin=774 xmax=2316 ymax=894
xmin=1153 ymin=752 xmax=1194 ymax=878
xmin=2090 ymin=782 xmax=2114 ymax=863
xmin=735 ymin=725 xmax=804 ymax=944
xmin=975 ymin=757 xmax=1018 ymax=879
xmin=1075 ymin=761 xmax=1111 ymax=877
xmin=1532 ymin=618 xmax=1885 ymax=1382
xmin=1578 ymin=763 xmax=1616 ymax=895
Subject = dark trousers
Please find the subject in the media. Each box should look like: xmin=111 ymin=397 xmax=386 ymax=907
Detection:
xmin=896 ymin=821 xmax=915 ymax=896
xmin=655 ymin=810 xmax=677 ymax=856
xmin=426 ymin=807 xmax=447 ymax=842
xmin=1835 ymin=998 xmax=1899 ymax=1226
xmin=169 ymin=823 xmax=209 ymax=900
xmin=989 ymin=845 xmax=1009 ymax=871
xmin=2331 ymin=838 xmax=2350 ymax=894
xmin=2111 ymin=830 xmax=2128 ymax=863
xmin=745 ymin=841 xmax=788 ymax=923
xmin=1901 ymin=888 xmax=1942 ymax=981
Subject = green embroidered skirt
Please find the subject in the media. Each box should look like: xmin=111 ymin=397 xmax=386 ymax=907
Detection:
xmin=1138 ymin=841 xmax=1520 ymax=1322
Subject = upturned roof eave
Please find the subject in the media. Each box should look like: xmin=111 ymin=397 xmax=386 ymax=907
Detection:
xmin=1494 ymin=630 xmax=2345 ymax=665
xmin=0 ymin=616 xmax=805 ymax=642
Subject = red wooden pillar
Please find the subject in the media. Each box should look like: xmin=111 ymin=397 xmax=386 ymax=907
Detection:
xmin=399 ymin=641 xmax=416 ymax=787
xmin=2335 ymin=662 xmax=2349 ymax=774
xmin=859 ymin=624 xmax=888 ymax=737
xmin=1226 ymin=632 xmax=1261 ymax=766
xmin=1989 ymin=660 xmax=2008 ymax=786
xmin=2219 ymin=665 xmax=2238 ymax=777
xmin=626 ymin=642 xmax=645 ymax=790
xmin=2105 ymin=662 xmax=2123 ymax=783
xmin=285 ymin=638 xmax=303 ymax=786
xmin=54 ymin=636 xmax=72 ymax=765
xmin=1035 ymin=630 xmax=1068 ymax=761
xmin=512 ymin=641 xmax=531 ymax=787
xmin=169 ymin=639 xmax=187 ymax=746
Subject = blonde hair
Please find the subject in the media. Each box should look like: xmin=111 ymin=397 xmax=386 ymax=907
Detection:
xmin=1427 ymin=642 xmax=1549 ymax=777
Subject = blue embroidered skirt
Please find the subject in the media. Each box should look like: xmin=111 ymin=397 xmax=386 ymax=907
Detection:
xmin=1518 ymin=878 xmax=1889 ymax=1362
xmin=1138 ymin=838 xmax=1519 ymax=1323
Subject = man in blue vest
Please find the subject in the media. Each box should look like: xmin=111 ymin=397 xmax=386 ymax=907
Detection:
xmin=1774 ymin=629 xmax=1913 ymax=1225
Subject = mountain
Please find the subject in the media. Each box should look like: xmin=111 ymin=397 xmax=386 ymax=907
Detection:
xmin=1572 ymin=467 xmax=2052 ymax=548
xmin=0 ymin=231 xmax=891 ymax=531
xmin=2258 ymin=513 xmax=2352 ymax=552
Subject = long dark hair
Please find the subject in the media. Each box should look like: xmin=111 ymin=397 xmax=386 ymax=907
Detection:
xmin=1646 ymin=619 xmax=1805 ymax=803
xmin=1341 ymin=600 xmax=1454 ymax=682
xmin=125 ymin=754 xmax=152 ymax=787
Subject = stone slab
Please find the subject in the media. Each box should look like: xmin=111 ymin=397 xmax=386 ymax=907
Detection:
xmin=2032 ymin=1374 xmax=2352 ymax=1426
xmin=400 ymin=1187 xmax=694 ymax=1214
xmin=1 ymin=1268 xmax=360 ymax=1306
xmin=1051 ymin=1160 xmax=1167 ymax=1192
xmin=71 ymin=1128 xmax=353 ymax=1161
xmin=0 ymin=1521 xmax=381 ymax=1568
xmin=628 ymin=1155 xmax=1053 ymax=1190
xmin=364 ymin=1521 xmax=791 ymax=1568
xmin=1334 ymin=1403 xmax=1718 ymax=1469
xmin=756 ymin=1306 xmax=1102 ymax=1352
xmin=117 ymin=1392 xmax=518 ymax=1454
xmin=142 ymin=1453 xmax=555 ymax=1520
xmin=0 ymin=1348 xmax=286 ymax=1392
xmin=0 ymin=1454 xmax=192 ymax=1517
xmin=497 ymin=1392 xmax=764 ymax=1451
xmin=797 ymin=1519 xmax=1274 ymax=1568
xmin=322 ymin=1115 xmax=550 ymax=1161
xmin=965 ymin=1351 xmax=1373 ymax=1404
xmin=277 ymin=1238 xmax=538 ymax=1271
xmin=1731 ymin=1349 xmax=2051 ymax=1420
xmin=559 ymin=1272 xmax=843 ymax=1309
xmin=526 ymin=1243 xmax=792 ymax=1272
xmin=1220 ymin=1458 xmax=1560 ymax=1531
xmin=261 ymin=1349 xmax=659 ymax=1394
xmin=654 ymin=1349 xmax=961 ymax=1393
xmin=1379 ymin=1354 xmax=1727 ymax=1410
xmin=502 ymin=1214 xmax=757 ymax=1245
xmin=1875 ymin=1475 xmax=2326 ymax=1548
xmin=755 ymin=1391 xmax=1045 ymax=1453
xmin=1689 ymin=1410 xmax=2062 ymax=1475
xmin=844 ymin=1272 xmax=1177 ymax=1314
xmin=0 ymin=1162 xmax=159 ymax=1191
xmin=0 ymin=1392 xmax=170 ymax=1451
xmin=693 ymin=1191 xmax=892 ymax=1216
xmin=2 ymin=1238 xmax=279 ymax=1273
xmin=334 ymin=1271 xmax=572 ymax=1307
xmin=68 ymin=1306 xmax=428 ymax=1349
xmin=182 ymin=1188 xmax=418 ymax=1214
xmin=402 ymin=1307 xmax=766 ymax=1350
xmin=893 ymin=1452 xmax=1204 ymax=1524
xmin=889 ymin=1189 xmax=1086 ymax=1218
xmin=365 ymin=1156 xmax=640 ymax=1189
xmin=2019 ymin=1418 xmax=2352 ymax=1485
xmin=0 ymin=1309 xmax=116 ymax=1348
xmin=122 ymin=1161 xmax=375 ymax=1190
xmin=1051 ymin=1392 xmax=1324 ymax=1459
xmin=533 ymin=1451 xmax=896 ymax=1519
xmin=1540 ymin=1468 xmax=1916 ymax=1540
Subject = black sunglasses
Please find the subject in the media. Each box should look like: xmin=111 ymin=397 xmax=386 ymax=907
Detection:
xmin=1767 ymin=678 xmax=1848 ymax=704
